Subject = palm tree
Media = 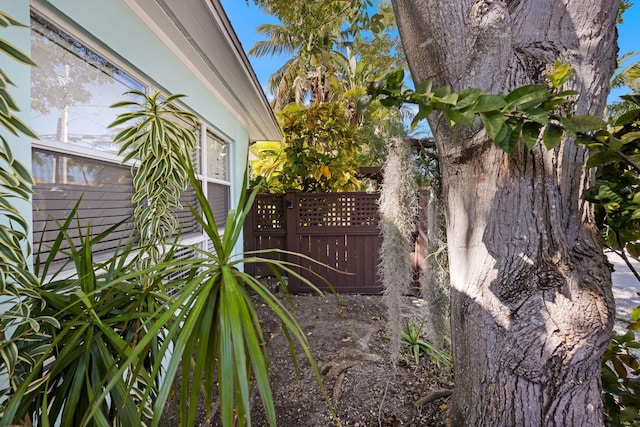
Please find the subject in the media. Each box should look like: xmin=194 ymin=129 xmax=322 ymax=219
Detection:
xmin=249 ymin=0 xmax=410 ymax=172
xmin=249 ymin=20 xmax=352 ymax=110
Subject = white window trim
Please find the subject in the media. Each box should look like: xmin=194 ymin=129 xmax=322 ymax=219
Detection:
xmin=197 ymin=122 xmax=233 ymax=233
xmin=32 ymin=138 xmax=137 ymax=168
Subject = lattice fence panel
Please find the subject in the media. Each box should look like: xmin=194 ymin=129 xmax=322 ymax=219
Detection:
xmin=297 ymin=193 xmax=379 ymax=228
xmin=254 ymin=194 xmax=286 ymax=230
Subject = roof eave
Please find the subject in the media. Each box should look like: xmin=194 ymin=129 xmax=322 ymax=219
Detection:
xmin=123 ymin=0 xmax=281 ymax=141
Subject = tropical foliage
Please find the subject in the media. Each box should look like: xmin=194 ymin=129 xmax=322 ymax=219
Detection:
xmin=109 ymin=91 xmax=197 ymax=257
xmin=249 ymin=10 xmax=350 ymax=110
xmin=608 ymin=51 xmax=640 ymax=122
xmin=595 ymin=38 xmax=640 ymax=426
xmin=252 ymin=102 xmax=363 ymax=192
xmin=249 ymin=0 xmax=402 ymax=111
xmin=248 ymin=140 xmax=287 ymax=192
xmin=371 ymin=63 xmax=607 ymax=151
xmin=95 ymin=91 xmax=332 ymax=426
xmin=248 ymin=0 xmax=408 ymax=191
xmin=602 ymin=307 xmax=640 ymax=426
xmin=0 ymin=11 xmax=51 ymax=424
xmin=3 ymin=213 xmax=173 ymax=426
xmin=3 ymin=2 xmax=634 ymax=424
xmin=583 ymin=94 xmax=640 ymax=272
xmin=0 ymin=33 xmax=333 ymax=423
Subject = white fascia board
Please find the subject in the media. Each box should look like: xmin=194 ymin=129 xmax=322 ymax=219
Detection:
xmin=122 ymin=0 xmax=281 ymax=142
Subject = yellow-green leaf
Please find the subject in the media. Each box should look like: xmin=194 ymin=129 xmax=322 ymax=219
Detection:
xmin=546 ymin=61 xmax=573 ymax=88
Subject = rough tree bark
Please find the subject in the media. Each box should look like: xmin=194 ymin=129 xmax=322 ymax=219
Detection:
xmin=391 ymin=0 xmax=619 ymax=425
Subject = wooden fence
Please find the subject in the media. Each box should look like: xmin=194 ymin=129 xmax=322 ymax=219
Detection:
xmin=243 ymin=190 xmax=383 ymax=294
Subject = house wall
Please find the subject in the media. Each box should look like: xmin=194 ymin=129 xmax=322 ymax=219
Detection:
xmin=1 ymin=0 xmax=264 ymax=255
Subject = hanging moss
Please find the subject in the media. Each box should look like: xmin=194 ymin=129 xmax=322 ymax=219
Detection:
xmin=420 ymin=185 xmax=451 ymax=349
xmin=378 ymin=137 xmax=419 ymax=360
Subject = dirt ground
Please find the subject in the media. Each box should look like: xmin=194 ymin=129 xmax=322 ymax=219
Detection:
xmin=159 ymin=256 xmax=640 ymax=426
xmin=162 ymin=292 xmax=453 ymax=426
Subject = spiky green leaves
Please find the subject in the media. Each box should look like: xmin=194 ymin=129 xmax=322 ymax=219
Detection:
xmin=0 ymin=207 xmax=186 ymax=426
xmin=89 ymin=92 xmax=335 ymax=427
xmin=0 ymin=12 xmax=44 ymax=418
xmin=401 ymin=317 xmax=452 ymax=370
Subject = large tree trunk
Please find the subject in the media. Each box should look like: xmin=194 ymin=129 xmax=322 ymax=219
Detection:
xmin=391 ymin=0 xmax=619 ymax=425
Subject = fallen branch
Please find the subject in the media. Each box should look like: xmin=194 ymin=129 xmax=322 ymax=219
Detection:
xmin=414 ymin=389 xmax=453 ymax=408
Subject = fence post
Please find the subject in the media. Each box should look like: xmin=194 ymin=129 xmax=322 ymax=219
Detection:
xmin=284 ymin=189 xmax=299 ymax=291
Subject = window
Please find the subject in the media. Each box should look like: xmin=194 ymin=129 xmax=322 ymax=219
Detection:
xmin=29 ymin=14 xmax=233 ymax=267
xmin=31 ymin=16 xmax=144 ymax=155
xmin=203 ymin=130 xmax=230 ymax=226
xmin=30 ymin=15 xmax=146 ymax=264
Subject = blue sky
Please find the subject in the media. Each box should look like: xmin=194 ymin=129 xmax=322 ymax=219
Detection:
xmin=612 ymin=4 xmax=640 ymax=100
xmin=220 ymin=1 xmax=640 ymax=101
xmin=619 ymin=4 xmax=640 ymax=59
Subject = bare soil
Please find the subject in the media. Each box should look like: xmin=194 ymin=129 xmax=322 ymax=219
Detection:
xmin=162 ymin=293 xmax=453 ymax=426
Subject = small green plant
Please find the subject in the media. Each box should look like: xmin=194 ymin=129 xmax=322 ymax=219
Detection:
xmin=400 ymin=317 xmax=452 ymax=371
xmin=602 ymin=305 xmax=640 ymax=426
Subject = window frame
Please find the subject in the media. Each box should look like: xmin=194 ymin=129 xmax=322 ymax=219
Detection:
xmin=199 ymin=126 xmax=233 ymax=228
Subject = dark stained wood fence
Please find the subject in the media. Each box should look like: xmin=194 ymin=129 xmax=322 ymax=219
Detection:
xmin=244 ymin=190 xmax=383 ymax=294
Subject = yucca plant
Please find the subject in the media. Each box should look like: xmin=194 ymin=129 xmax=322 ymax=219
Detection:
xmin=155 ymin=169 xmax=332 ymax=426
xmin=91 ymin=91 xmax=334 ymax=426
xmin=1 ymin=204 xmax=196 ymax=425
